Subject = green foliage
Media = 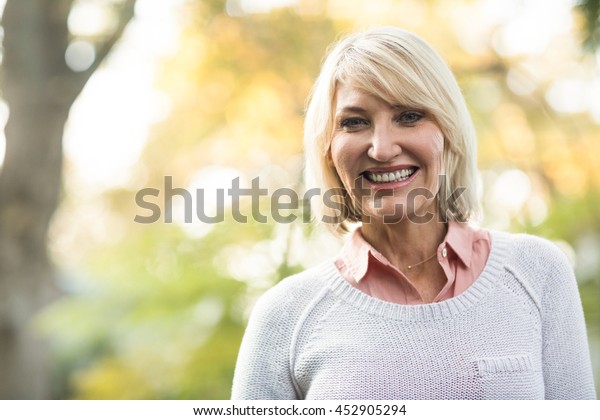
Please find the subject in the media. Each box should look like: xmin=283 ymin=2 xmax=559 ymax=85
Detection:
xmin=40 ymin=221 xmax=248 ymax=398
xmin=577 ymin=0 xmax=600 ymax=52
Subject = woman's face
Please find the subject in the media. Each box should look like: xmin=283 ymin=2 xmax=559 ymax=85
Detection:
xmin=330 ymin=82 xmax=445 ymax=225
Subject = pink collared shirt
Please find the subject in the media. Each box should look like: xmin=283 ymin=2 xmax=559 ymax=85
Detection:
xmin=334 ymin=221 xmax=491 ymax=305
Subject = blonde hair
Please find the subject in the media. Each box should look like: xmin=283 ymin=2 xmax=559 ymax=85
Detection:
xmin=304 ymin=27 xmax=479 ymax=235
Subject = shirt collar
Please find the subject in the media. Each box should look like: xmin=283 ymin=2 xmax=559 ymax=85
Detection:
xmin=443 ymin=220 xmax=473 ymax=267
xmin=338 ymin=221 xmax=475 ymax=283
xmin=338 ymin=227 xmax=372 ymax=282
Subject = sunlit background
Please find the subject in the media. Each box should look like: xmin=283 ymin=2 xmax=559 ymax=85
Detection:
xmin=0 ymin=0 xmax=598 ymax=399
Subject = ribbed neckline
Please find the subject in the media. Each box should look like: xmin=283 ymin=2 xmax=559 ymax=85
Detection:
xmin=321 ymin=230 xmax=510 ymax=322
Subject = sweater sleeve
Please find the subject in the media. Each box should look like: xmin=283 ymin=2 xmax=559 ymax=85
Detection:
xmin=231 ymin=279 xmax=303 ymax=400
xmin=539 ymin=240 xmax=596 ymax=399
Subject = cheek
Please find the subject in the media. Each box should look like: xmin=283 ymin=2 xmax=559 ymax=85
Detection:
xmin=426 ymin=128 xmax=445 ymax=172
xmin=430 ymin=126 xmax=444 ymax=153
xmin=330 ymin=140 xmax=358 ymax=184
xmin=434 ymin=140 xmax=444 ymax=172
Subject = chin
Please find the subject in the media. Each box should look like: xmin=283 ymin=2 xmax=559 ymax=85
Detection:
xmin=361 ymin=205 xmax=408 ymax=225
xmin=360 ymin=198 xmax=438 ymax=226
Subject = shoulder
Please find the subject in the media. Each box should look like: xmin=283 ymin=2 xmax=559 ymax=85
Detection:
xmin=247 ymin=260 xmax=336 ymax=328
xmin=489 ymin=231 xmax=577 ymax=307
xmin=232 ymin=261 xmax=338 ymax=399
xmin=491 ymin=230 xmax=572 ymax=272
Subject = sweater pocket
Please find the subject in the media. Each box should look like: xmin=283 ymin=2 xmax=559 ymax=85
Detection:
xmin=475 ymin=354 xmax=534 ymax=375
xmin=473 ymin=354 xmax=544 ymax=399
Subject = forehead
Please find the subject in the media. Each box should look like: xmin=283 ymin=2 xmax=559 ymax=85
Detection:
xmin=333 ymin=82 xmax=390 ymax=113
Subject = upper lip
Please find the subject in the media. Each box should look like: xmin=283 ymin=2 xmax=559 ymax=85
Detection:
xmin=362 ymin=164 xmax=418 ymax=174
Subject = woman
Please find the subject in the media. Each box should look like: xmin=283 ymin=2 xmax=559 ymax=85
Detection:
xmin=231 ymin=27 xmax=596 ymax=399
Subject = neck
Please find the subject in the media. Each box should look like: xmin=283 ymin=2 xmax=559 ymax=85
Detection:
xmin=360 ymin=215 xmax=448 ymax=271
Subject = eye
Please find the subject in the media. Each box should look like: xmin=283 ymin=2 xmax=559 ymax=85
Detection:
xmin=340 ymin=117 xmax=369 ymax=131
xmin=397 ymin=111 xmax=423 ymax=125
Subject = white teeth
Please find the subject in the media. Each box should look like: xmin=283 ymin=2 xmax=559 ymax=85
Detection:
xmin=367 ymin=168 xmax=416 ymax=183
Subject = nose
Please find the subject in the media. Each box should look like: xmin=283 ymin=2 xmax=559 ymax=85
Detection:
xmin=368 ymin=123 xmax=402 ymax=162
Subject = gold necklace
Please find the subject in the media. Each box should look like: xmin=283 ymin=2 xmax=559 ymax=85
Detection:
xmin=406 ymin=251 xmax=437 ymax=270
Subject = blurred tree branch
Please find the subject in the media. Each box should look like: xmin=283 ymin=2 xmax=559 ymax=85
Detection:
xmin=66 ymin=0 xmax=136 ymax=104
xmin=0 ymin=0 xmax=137 ymax=398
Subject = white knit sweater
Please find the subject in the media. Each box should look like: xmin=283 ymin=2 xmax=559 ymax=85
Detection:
xmin=231 ymin=231 xmax=596 ymax=399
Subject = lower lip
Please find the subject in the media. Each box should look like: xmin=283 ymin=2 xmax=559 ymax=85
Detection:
xmin=365 ymin=169 xmax=419 ymax=191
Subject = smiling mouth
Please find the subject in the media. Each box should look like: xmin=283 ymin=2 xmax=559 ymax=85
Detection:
xmin=364 ymin=167 xmax=417 ymax=184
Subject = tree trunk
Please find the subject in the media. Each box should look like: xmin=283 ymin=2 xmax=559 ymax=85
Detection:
xmin=0 ymin=0 xmax=136 ymax=398
xmin=0 ymin=0 xmax=71 ymax=399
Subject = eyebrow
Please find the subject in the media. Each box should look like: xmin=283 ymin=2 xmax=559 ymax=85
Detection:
xmin=335 ymin=106 xmax=368 ymax=115
xmin=336 ymin=104 xmax=409 ymax=115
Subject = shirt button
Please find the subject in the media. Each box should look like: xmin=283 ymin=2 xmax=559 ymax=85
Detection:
xmin=442 ymin=247 xmax=447 ymax=258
